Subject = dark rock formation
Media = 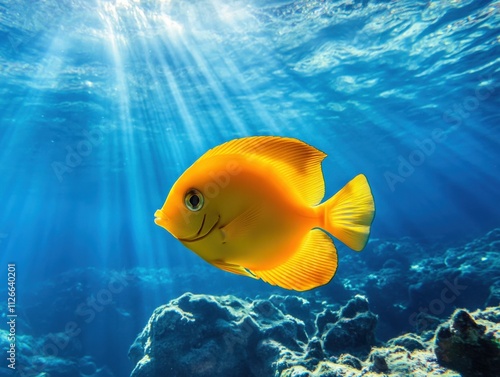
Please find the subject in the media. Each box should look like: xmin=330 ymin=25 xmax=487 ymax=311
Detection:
xmin=130 ymin=290 xmax=500 ymax=377
xmin=434 ymin=308 xmax=500 ymax=377
xmin=320 ymin=295 xmax=378 ymax=356
xmin=335 ymin=228 xmax=500 ymax=340
xmin=368 ymin=349 xmax=389 ymax=373
xmin=387 ymin=333 xmax=426 ymax=351
xmin=129 ymin=293 xmax=379 ymax=377
xmin=337 ymin=354 xmax=362 ymax=370
xmin=486 ymin=280 xmax=500 ymax=307
xmin=128 ymin=293 xmax=308 ymax=377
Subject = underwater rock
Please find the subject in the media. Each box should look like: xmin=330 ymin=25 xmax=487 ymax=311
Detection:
xmin=485 ymin=279 xmax=500 ymax=307
xmin=130 ymin=293 xmax=381 ymax=377
xmin=315 ymin=308 xmax=339 ymax=335
xmin=363 ymin=239 xmax=415 ymax=270
xmin=132 ymin=291 xmax=500 ymax=377
xmin=128 ymin=293 xmax=308 ymax=377
xmin=320 ymin=295 xmax=378 ymax=356
xmin=337 ymin=354 xmax=362 ymax=370
xmin=304 ymin=337 xmax=323 ymax=360
xmin=337 ymin=228 xmax=500 ymax=340
xmin=387 ymin=333 xmax=426 ymax=351
xmin=368 ymin=349 xmax=389 ymax=373
xmin=434 ymin=307 xmax=500 ymax=377
xmin=339 ymin=294 xmax=370 ymax=319
xmin=269 ymin=294 xmax=316 ymax=335
xmin=411 ymin=311 xmax=442 ymax=334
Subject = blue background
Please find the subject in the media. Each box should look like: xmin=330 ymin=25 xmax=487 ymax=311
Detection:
xmin=0 ymin=0 xmax=498 ymax=376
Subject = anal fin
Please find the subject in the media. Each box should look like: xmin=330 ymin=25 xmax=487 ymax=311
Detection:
xmin=249 ymin=229 xmax=338 ymax=291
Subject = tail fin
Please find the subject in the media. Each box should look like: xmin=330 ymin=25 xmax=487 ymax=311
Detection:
xmin=322 ymin=174 xmax=375 ymax=251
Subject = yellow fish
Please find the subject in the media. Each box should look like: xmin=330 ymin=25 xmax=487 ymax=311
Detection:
xmin=155 ymin=136 xmax=375 ymax=291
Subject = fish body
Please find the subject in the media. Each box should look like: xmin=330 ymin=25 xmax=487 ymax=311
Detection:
xmin=155 ymin=136 xmax=375 ymax=291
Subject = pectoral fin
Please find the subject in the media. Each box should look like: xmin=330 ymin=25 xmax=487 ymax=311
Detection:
xmin=249 ymin=229 xmax=338 ymax=291
xmin=219 ymin=205 xmax=262 ymax=243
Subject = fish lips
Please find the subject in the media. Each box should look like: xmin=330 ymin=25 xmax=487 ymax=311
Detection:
xmin=154 ymin=210 xmax=169 ymax=230
xmin=154 ymin=208 xmax=190 ymax=239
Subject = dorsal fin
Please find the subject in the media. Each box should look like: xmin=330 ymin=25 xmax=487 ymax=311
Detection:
xmin=200 ymin=136 xmax=327 ymax=206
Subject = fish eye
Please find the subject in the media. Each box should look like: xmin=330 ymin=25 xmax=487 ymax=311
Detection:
xmin=184 ymin=189 xmax=204 ymax=212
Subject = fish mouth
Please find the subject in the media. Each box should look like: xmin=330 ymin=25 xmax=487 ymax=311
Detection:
xmin=154 ymin=210 xmax=167 ymax=228
xmin=178 ymin=214 xmax=220 ymax=243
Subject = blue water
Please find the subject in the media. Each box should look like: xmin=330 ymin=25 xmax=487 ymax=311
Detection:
xmin=0 ymin=0 xmax=499 ymax=376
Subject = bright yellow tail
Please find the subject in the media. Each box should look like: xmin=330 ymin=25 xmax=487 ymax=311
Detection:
xmin=322 ymin=174 xmax=375 ymax=251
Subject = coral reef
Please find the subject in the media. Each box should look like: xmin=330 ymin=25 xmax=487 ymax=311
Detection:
xmin=129 ymin=292 xmax=500 ymax=377
xmin=0 ymin=330 xmax=113 ymax=377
